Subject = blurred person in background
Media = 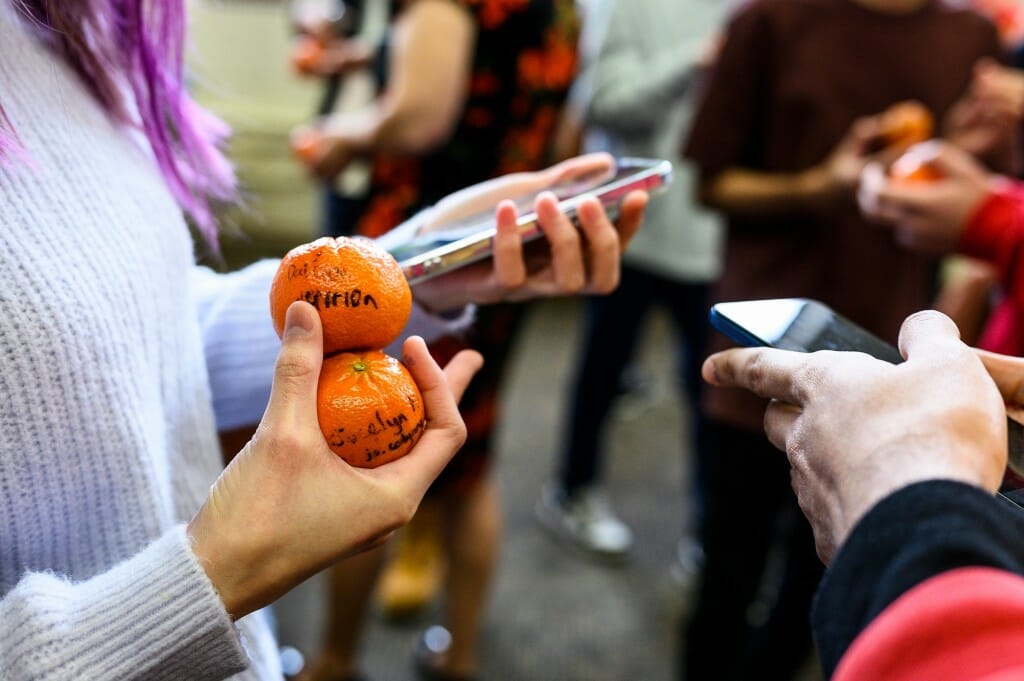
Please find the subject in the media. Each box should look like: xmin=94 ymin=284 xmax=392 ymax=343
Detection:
xmin=289 ymin=0 xmax=391 ymax=237
xmin=292 ymin=2 xmax=582 ymax=680
xmin=0 ymin=0 xmax=645 ymax=679
xmin=860 ymin=140 xmax=1024 ymax=356
xmin=534 ymin=0 xmax=725 ymax=568
xmin=680 ymin=0 xmax=1008 ymax=677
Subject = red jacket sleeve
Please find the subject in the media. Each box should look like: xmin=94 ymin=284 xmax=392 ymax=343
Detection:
xmin=959 ymin=183 xmax=1024 ymax=307
xmin=834 ymin=567 xmax=1024 ymax=681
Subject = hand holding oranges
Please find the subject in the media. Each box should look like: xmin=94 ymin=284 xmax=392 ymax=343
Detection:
xmin=187 ymin=303 xmax=480 ymax=619
xmin=270 ymin=236 xmax=424 ymax=467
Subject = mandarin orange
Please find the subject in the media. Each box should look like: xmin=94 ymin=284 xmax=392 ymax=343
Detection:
xmin=291 ymin=36 xmax=325 ymax=75
xmin=317 ymin=350 xmax=426 ymax=468
xmin=270 ymin=236 xmax=412 ymax=354
xmin=290 ymin=128 xmax=323 ymax=165
xmin=879 ymin=101 xmax=935 ymax=150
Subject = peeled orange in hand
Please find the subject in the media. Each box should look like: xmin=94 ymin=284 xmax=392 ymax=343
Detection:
xmin=271 ymin=236 xmax=412 ymax=354
xmin=317 ymin=351 xmax=426 ymax=468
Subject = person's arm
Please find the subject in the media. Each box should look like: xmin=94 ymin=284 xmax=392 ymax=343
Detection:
xmin=813 ymin=479 xmax=1024 ymax=677
xmin=958 ymin=182 xmax=1024 ymax=306
xmin=697 ymin=166 xmax=836 ymax=216
xmin=305 ymin=0 xmax=475 ymax=178
xmin=0 ymin=526 xmax=249 ymax=680
xmin=831 ymin=566 xmax=1024 ymax=681
xmin=857 ymin=141 xmax=1024 ymax=305
xmin=577 ymin=0 xmax=715 ymax=133
xmin=701 ymin=311 xmax=1017 ymax=676
xmin=682 ymin=2 xmax=883 ymax=218
xmin=699 ymin=114 xmax=889 ymax=217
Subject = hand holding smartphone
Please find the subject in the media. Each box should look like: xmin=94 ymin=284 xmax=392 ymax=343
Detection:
xmin=384 ymin=153 xmax=672 ymax=285
xmin=710 ymin=298 xmax=1024 ymax=488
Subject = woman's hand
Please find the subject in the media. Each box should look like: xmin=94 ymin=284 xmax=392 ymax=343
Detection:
xmin=186 ymin=302 xmax=482 ymax=619
xmin=407 ymin=153 xmax=648 ymax=311
xmin=858 ymin=141 xmax=997 ymax=254
xmin=703 ymin=311 xmax=1008 ymax=564
xmin=411 ymin=192 xmax=647 ymax=311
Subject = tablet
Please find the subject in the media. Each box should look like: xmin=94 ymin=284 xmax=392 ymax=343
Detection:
xmin=387 ymin=158 xmax=673 ymax=285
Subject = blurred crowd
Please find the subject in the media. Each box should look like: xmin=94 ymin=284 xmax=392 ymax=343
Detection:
xmin=232 ymin=0 xmax=1024 ymax=679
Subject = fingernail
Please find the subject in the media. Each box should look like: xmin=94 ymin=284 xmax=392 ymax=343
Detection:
xmin=284 ymin=302 xmax=315 ymax=339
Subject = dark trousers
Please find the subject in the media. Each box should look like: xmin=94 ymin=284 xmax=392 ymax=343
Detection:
xmin=680 ymin=420 xmax=823 ymax=681
xmin=557 ymin=266 xmax=711 ymax=508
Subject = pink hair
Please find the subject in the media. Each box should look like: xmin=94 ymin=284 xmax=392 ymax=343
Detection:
xmin=1 ymin=0 xmax=235 ymax=248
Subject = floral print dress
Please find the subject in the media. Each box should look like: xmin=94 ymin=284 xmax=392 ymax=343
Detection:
xmin=356 ymin=0 xmax=578 ymax=238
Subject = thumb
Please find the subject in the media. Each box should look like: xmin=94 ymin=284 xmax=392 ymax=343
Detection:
xmin=264 ymin=301 xmax=324 ymax=429
xmin=897 ymin=309 xmax=965 ymax=363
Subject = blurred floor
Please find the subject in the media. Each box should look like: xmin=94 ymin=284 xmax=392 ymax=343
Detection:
xmin=275 ymin=296 xmax=699 ymax=680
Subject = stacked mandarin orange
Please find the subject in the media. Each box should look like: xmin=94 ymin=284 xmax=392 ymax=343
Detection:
xmin=271 ymin=237 xmax=426 ymax=468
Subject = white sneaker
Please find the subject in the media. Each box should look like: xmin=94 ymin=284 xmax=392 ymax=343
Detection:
xmin=535 ymin=482 xmax=633 ymax=561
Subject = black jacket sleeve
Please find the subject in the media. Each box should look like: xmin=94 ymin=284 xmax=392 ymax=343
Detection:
xmin=812 ymin=479 xmax=1024 ymax=677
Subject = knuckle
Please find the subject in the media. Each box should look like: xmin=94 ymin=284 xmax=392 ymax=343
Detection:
xmin=594 ymin=270 xmax=619 ymax=295
xmin=254 ymin=429 xmax=309 ymax=461
xmin=907 ymin=309 xmax=945 ymax=326
xmin=549 ymin=228 xmax=581 ymax=254
xmin=275 ymin=350 xmax=318 ymax=382
xmin=793 ymin=359 xmax=828 ymax=400
xmin=496 ymin=267 xmax=525 ymax=291
xmin=743 ymin=350 xmax=770 ymax=392
xmin=449 ymin=420 xmax=468 ymax=450
xmin=560 ymin=274 xmax=585 ymax=295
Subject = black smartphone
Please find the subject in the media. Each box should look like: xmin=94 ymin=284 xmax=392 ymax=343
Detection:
xmin=709 ymin=298 xmax=1024 ymax=487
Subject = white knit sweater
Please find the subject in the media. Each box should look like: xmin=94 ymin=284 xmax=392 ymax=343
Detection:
xmin=0 ymin=4 xmax=461 ymax=678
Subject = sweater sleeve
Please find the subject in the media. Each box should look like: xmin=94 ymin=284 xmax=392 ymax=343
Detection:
xmin=811 ymin=480 xmax=1024 ymax=677
xmin=0 ymin=525 xmax=247 ymax=680
xmin=575 ymin=0 xmax=704 ymax=133
xmin=958 ymin=182 xmax=1024 ymax=308
xmin=190 ymin=260 xmax=282 ymax=432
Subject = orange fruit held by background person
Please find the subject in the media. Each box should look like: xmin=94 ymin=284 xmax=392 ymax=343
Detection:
xmin=290 ymin=127 xmax=324 ymax=166
xmin=890 ymin=141 xmax=944 ymax=184
xmin=318 ymin=350 xmax=426 ymax=468
xmin=879 ymin=101 xmax=935 ymax=150
xmin=291 ymin=35 xmax=325 ymax=75
xmin=270 ymin=236 xmax=412 ymax=354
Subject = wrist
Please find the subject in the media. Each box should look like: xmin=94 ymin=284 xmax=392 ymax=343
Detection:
xmin=186 ymin=510 xmax=266 ymax=621
xmin=797 ymin=165 xmax=842 ymax=212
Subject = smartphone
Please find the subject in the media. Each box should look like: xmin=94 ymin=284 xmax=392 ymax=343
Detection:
xmin=387 ymin=158 xmax=673 ymax=285
xmin=709 ymin=298 xmax=1024 ymax=484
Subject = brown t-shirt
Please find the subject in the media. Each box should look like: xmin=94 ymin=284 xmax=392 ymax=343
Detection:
xmin=685 ymin=0 xmax=1001 ymax=430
